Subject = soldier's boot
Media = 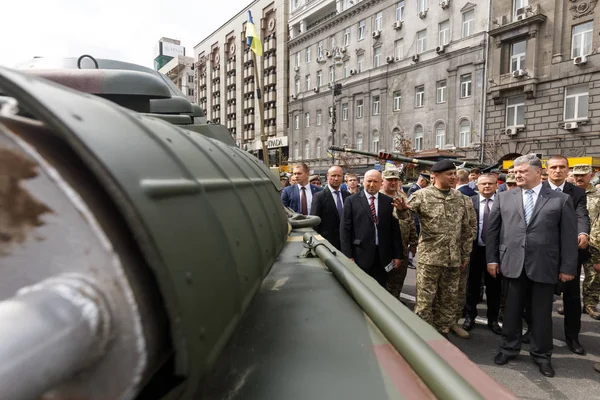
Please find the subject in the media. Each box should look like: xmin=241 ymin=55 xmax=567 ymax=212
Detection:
xmin=584 ymin=305 xmax=600 ymax=320
xmin=450 ymin=323 xmax=470 ymax=339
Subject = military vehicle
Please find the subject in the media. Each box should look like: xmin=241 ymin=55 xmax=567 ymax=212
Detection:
xmin=0 ymin=57 xmax=514 ymax=400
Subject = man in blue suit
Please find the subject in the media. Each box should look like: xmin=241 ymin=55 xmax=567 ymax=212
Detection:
xmin=281 ymin=162 xmax=323 ymax=214
xmin=457 ymin=169 xmax=478 ymax=197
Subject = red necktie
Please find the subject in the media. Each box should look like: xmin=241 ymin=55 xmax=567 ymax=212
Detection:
xmin=301 ymin=186 xmax=308 ymax=215
xmin=370 ymin=196 xmax=378 ymax=224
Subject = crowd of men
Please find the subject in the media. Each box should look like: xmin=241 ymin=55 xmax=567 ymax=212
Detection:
xmin=281 ymin=156 xmax=600 ymax=379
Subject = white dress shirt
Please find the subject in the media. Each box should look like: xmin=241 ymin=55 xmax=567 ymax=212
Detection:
xmin=364 ymin=189 xmax=379 ymax=245
xmin=522 ymin=182 xmax=543 ymax=209
xmin=298 ymin=183 xmax=313 ymax=214
xmin=331 ymin=188 xmax=344 ymax=211
xmin=478 ymin=194 xmax=495 ymax=246
xmin=547 ymin=180 xmax=566 ymax=192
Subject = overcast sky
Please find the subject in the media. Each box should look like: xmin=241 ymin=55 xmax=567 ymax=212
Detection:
xmin=1 ymin=0 xmax=254 ymax=68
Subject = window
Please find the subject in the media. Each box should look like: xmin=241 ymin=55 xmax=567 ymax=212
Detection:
xmin=415 ymin=85 xmax=424 ymax=107
xmin=462 ymin=10 xmax=474 ymax=38
xmin=394 ymin=39 xmax=404 ymax=60
xmin=459 ymin=119 xmax=471 ymax=147
xmin=306 ymin=47 xmax=311 ymax=63
xmin=344 ymin=28 xmax=351 ymax=47
xmin=358 ymin=20 xmax=366 ymax=40
xmin=317 ymin=109 xmax=322 ymax=125
xmin=460 ymin=74 xmax=472 ymax=98
xmin=317 ymin=70 xmax=323 ymax=87
xmin=317 ymin=41 xmax=323 ymax=58
xmin=328 ymin=106 xmax=333 ymax=124
xmin=572 ymin=21 xmax=593 ymax=59
xmin=343 ymin=61 xmax=350 ymax=78
xmin=342 ymin=0 xmax=351 ymax=11
xmin=372 ymin=95 xmax=381 ymax=115
xmin=374 ymin=47 xmax=382 ymax=67
xmin=396 ymin=1 xmax=404 ymax=21
xmin=417 ymin=30 xmax=427 ymax=53
xmin=439 ymin=21 xmax=450 ymax=46
xmin=356 ymin=99 xmax=364 ymax=118
xmin=305 ymin=112 xmax=310 ymax=127
xmin=295 ymin=78 xmax=300 ymax=94
xmin=342 ymin=103 xmax=349 ymax=120
xmin=188 ymin=75 xmax=194 ymax=83
xmin=510 ymin=40 xmax=526 ymax=72
xmin=304 ymin=140 xmax=310 ymax=159
xmin=305 ymin=75 xmax=311 ymax=91
xmin=294 ymin=115 xmax=300 ymax=130
xmin=356 ymin=133 xmax=363 ymax=150
xmin=435 ymin=123 xmax=446 ymax=149
xmin=417 ymin=0 xmax=428 ymax=13
xmin=437 ymin=80 xmax=446 ymax=103
xmin=295 ymin=52 xmax=300 ymax=67
xmin=329 ymin=66 xmax=335 ymax=83
xmin=393 ymin=91 xmax=402 ymax=111
xmin=513 ymin=0 xmax=529 ymax=19
xmin=375 ymin=12 xmax=383 ymax=31
xmin=414 ymin=125 xmax=424 ymax=151
xmin=506 ymin=95 xmax=525 ymax=126
xmin=187 ymin=88 xmax=194 ymax=96
xmin=358 ymin=54 xmax=365 ymax=72
xmin=294 ymin=141 xmax=299 ymax=159
xmin=316 ymin=138 xmax=322 ymax=159
xmin=372 ymin=130 xmax=380 ymax=152
xmin=564 ymin=85 xmax=589 ymax=121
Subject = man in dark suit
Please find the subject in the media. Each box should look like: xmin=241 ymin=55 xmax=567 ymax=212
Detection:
xmin=311 ymin=165 xmax=350 ymax=249
xmin=463 ymin=174 xmax=502 ymax=335
xmin=407 ymin=172 xmax=430 ymax=197
xmin=281 ymin=162 xmax=323 ymax=214
xmin=457 ymin=169 xmax=478 ymax=197
xmin=340 ymin=169 xmax=403 ymax=287
xmin=487 ymin=154 xmax=578 ymax=378
xmin=541 ymin=155 xmax=590 ymax=355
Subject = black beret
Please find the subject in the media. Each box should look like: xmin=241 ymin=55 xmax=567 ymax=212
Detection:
xmin=431 ymin=159 xmax=457 ymax=173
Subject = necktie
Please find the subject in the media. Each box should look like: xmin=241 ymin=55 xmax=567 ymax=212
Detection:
xmin=555 ymin=187 xmax=562 ymax=192
xmin=301 ymin=186 xmax=308 ymax=215
xmin=524 ymin=189 xmax=534 ymax=225
xmin=335 ymin=190 xmax=343 ymax=217
xmin=369 ymin=196 xmax=378 ymax=225
xmin=481 ymin=198 xmax=490 ymax=244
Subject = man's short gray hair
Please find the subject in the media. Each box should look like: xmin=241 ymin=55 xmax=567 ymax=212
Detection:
xmin=513 ymin=154 xmax=543 ymax=169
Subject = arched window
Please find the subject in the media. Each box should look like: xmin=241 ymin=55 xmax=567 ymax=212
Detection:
xmin=414 ymin=125 xmax=423 ymax=151
xmin=435 ymin=122 xmax=446 ymax=149
xmin=392 ymin=128 xmax=400 ymax=151
xmin=304 ymin=139 xmax=310 ymax=159
xmin=316 ymin=137 xmax=322 ymax=159
xmin=356 ymin=132 xmax=363 ymax=151
xmin=294 ymin=141 xmax=299 ymax=159
xmin=459 ymin=119 xmax=471 ymax=147
xmin=371 ymin=130 xmax=380 ymax=152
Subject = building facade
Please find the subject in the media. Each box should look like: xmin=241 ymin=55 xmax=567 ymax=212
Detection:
xmin=193 ymin=0 xmax=289 ymax=165
xmin=287 ymin=0 xmax=490 ymax=171
xmin=159 ymin=55 xmax=196 ymax=103
xmin=485 ymin=0 xmax=600 ymax=163
xmin=154 ymin=37 xmax=186 ymax=71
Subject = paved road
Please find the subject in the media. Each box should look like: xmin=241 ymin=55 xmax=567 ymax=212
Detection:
xmin=400 ymin=267 xmax=600 ymax=399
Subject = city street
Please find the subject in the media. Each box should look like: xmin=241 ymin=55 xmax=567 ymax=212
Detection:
xmin=400 ymin=268 xmax=600 ymax=399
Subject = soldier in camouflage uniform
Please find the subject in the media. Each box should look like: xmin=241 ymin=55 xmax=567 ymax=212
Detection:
xmin=396 ymin=160 xmax=475 ymax=337
xmin=574 ymin=164 xmax=600 ymax=319
xmin=381 ymin=167 xmax=417 ymax=298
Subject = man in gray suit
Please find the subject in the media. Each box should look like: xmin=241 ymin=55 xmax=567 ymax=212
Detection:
xmin=486 ymin=154 xmax=578 ymax=378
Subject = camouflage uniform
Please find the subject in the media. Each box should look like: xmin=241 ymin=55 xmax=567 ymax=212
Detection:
xmin=455 ymin=193 xmax=478 ymax=322
xmin=584 ymin=184 xmax=600 ymax=310
xmin=400 ymin=185 xmax=475 ymax=334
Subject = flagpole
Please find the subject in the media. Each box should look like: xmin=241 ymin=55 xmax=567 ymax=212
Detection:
xmin=251 ymin=51 xmax=269 ymax=167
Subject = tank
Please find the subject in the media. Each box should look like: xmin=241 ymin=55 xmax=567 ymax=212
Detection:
xmin=0 ymin=59 xmax=514 ymax=400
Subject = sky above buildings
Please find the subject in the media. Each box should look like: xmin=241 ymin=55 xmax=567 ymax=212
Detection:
xmin=1 ymin=0 xmax=254 ymax=68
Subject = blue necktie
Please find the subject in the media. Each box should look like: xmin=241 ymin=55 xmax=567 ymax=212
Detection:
xmin=335 ymin=190 xmax=343 ymax=217
xmin=524 ymin=189 xmax=534 ymax=225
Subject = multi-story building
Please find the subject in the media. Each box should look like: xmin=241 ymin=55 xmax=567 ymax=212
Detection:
xmin=193 ymin=0 xmax=289 ymax=165
xmin=154 ymin=37 xmax=186 ymax=71
xmin=159 ymin=55 xmax=196 ymax=103
xmin=485 ymin=0 xmax=600 ymax=163
xmin=287 ymin=0 xmax=490 ymax=171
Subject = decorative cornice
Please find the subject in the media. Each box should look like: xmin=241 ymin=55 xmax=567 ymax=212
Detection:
xmin=569 ymin=0 xmax=598 ymax=19
xmin=488 ymin=14 xmax=547 ymax=38
xmin=288 ymin=0 xmax=385 ymax=49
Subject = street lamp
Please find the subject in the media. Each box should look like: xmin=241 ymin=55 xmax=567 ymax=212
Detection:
xmin=324 ymin=46 xmax=344 ymax=161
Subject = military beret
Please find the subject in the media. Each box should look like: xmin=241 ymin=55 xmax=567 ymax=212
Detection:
xmin=506 ymin=173 xmax=516 ymax=183
xmin=382 ymin=168 xmax=400 ymax=179
xmin=419 ymin=171 xmax=431 ymax=180
xmin=573 ymin=164 xmax=592 ymax=175
xmin=431 ymin=159 xmax=457 ymax=173
xmin=280 ymin=172 xmax=288 ymax=179
xmin=309 ymin=174 xmax=321 ymax=181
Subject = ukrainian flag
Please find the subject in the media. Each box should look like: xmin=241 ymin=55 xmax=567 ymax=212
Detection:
xmin=246 ymin=10 xmax=263 ymax=56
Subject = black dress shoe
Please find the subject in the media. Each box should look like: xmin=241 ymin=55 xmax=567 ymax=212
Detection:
xmin=522 ymin=329 xmax=531 ymax=344
xmin=462 ymin=316 xmax=475 ymax=331
xmin=566 ymin=338 xmax=586 ymax=355
xmin=494 ymin=352 xmax=515 ymax=365
xmin=488 ymin=321 xmax=502 ymax=335
xmin=535 ymin=361 xmax=555 ymax=378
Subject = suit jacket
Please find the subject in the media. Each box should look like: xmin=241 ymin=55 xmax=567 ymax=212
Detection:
xmin=340 ymin=191 xmax=403 ymax=271
xmin=458 ymin=185 xmax=478 ymax=197
xmin=311 ymin=187 xmax=350 ymax=249
xmin=486 ymin=185 xmax=578 ymax=284
xmin=407 ymin=183 xmax=422 ymax=197
xmin=543 ymin=181 xmax=589 ymax=235
xmin=281 ymin=183 xmax=323 ymax=213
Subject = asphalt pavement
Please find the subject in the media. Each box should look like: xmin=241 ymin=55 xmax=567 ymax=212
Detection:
xmin=400 ymin=267 xmax=600 ymax=400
